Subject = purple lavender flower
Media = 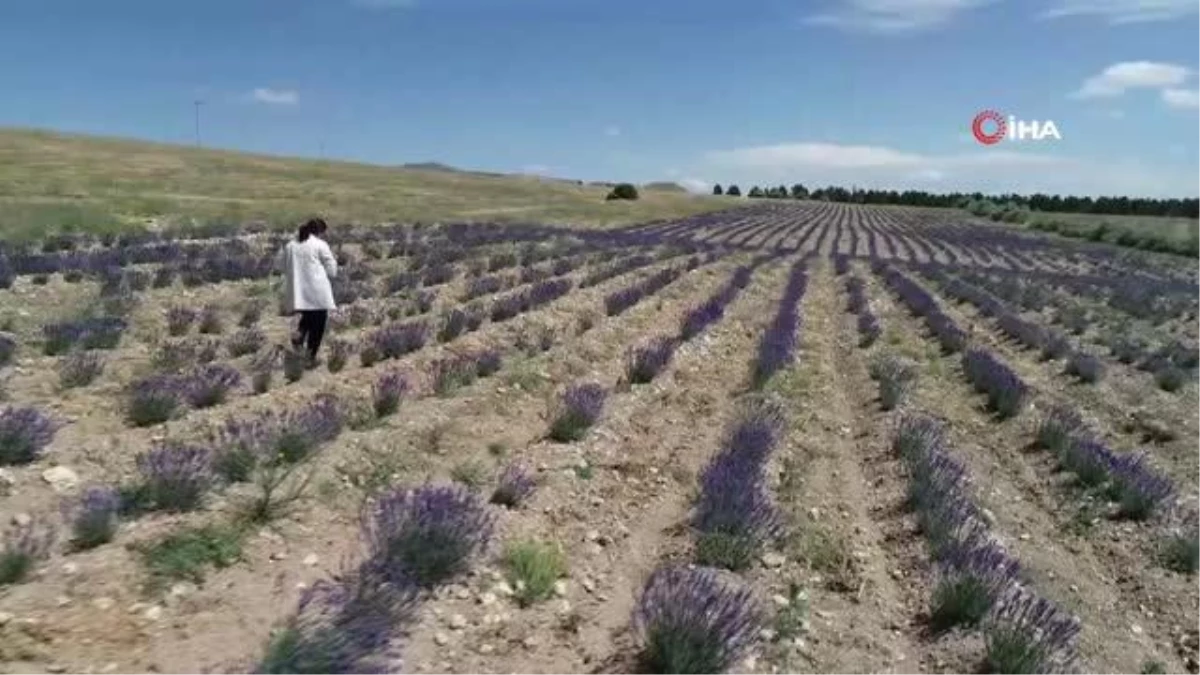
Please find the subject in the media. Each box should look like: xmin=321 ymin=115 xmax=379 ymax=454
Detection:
xmin=361 ymin=483 xmax=495 ymax=587
xmin=0 ymin=333 xmax=15 ymax=366
xmin=0 ymin=405 xmax=61 ymax=465
xmin=197 ymin=304 xmax=224 ymax=335
xmin=548 ymin=383 xmax=607 ymax=442
xmin=366 ymin=321 xmax=428 ymax=361
xmin=1107 ymin=452 xmax=1174 ymax=520
xmin=892 ymin=414 xmax=946 ymax=462
xmin=134 ymin=442 xmax=214 ymax=512
xmin=437 ymin=308 xmax=467 ymax=343
xmin=627 ymin=337 xmax=679 ymax=384
xmin=1035 ymin=406 xmax=1084 ymax=456
xmin=166 ymin=306 xmax=197 ymax=336
xmin=372 ymin=370 xmax=409 ymax=418
xmin=58 ymin=350 xmax=106 ymax=389
xmin=0 ymin=518 xmax=56 ymax=585
xmin=631 ymin=565 xmax=762 ymax=674
xmin=962 ymin=348 xmax=1028 ymax=419
xmin=65 ymin=485 xmax=122 ymax=549
xmin=1060 ymin=437 xmax=1117 ymax=489
xmin=432 ymin=353 xmax=480 ymax=395
xmin=985 ymin=587 xmax=1081 ymax=674
xmin=127 ymin=374 xmax=185 ymax=426
xmin=930 ymin=542 xmax=1020 ymax=630
xmin=474 ymin=349 xmax=503 ymax=377
xmin=227 ymin=327 xmax=267 ymax=358
xmin=489 ymin=462 xmax=537 ymax=508
xmin=1065 ymin=351 xmax=1105 ymax=384
xmin=184 ymin=363 xmax=243 ymax=408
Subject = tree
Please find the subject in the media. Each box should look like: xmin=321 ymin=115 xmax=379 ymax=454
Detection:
xmin=712 ymin=184 xmax=724 ymax=196
xmin=605 ymin=183 xmax=639 ymax=201
xmin=726 ymin=184 xmax=741 ymax=197
xmin=790 ymin=184 xmax=808 ymax=199
xmin=748 ymin=186 xmax=764 ymax=198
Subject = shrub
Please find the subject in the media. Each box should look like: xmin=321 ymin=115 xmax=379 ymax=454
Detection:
xmin=139 ymin=524 xmax=243 ymax=585
xmin=283 ymin=350 xmax=307 ymax=383
xmin=133 ymin=442 xmax=215 ymax=513
xmin=449 ymin=460 xmax=489 ymax=490
xmin=1064 ymin=351 xmax=1105 ymax=383
xmin=503 ymin=539 xmax=567 ymax=607
xmin=127 ymin=374 xmax=184 ymax=426
xmin=1034 ymin=406 xmax=1084 ymax=456
xmin=184 ymin=363 xmax=242 ymax=408
xmin=438 ymin=308 xmax=467 ymax=343
xmin=605 ymin=183 xmax=640 ymax=201
xmin=0 ymin=333 xmax=14 ymax=367
xmin=548 ymin=383 xmax=607 ymax=442
xmin=65 ymin=485 xmax=122 ymax=550
xmin=166 ymin=306 xmax=197 ymax=336
xmin=0 ymin=519 xmax=55 ymax=585
xmin=1161 ymin=524 xmax=1199 ymax=574
xmin=961 ymin=348 xmax=1027 ymax=419
xmin=362 ymin=483 xmax=495 ymax=588
xmin=868 ymin=354 xmax=917 ymax=411
xmin=250 ymin=349 xmax=278 ymax=394
xmin=489 ymin=463 xmax=536 ymax=508
xmin=371 ymin=370 xmax=408 ymax=418
xmin=197 ymin=304 xmax=224 ymax=335
xmin=1154 ymin=366 xmax=1187 ymax=392
xmin=0 ymin=406 xmax=61 ymax=465
xmin=326 ymin=339 xmax=352 ymax=373
xmin=227 ymin=327 xmax=267 ymax=358
xmin=627 ymin=337 xmax=678 ymax=384
xmin=432 ymin=353 xmax=479 ymax=396
xmin=1039 ymin=331 xmax=1071 ymax=361
xmin=631 ymin=565 xmax=761 ymax=674
xmin=238 ymin=299 xmax=267 ymax=328
xmin=984 ymin=589 xmax=1080 ymax=675
xmin=1108 ymin=453 xmax=1174 ymax=521
xmin=58 ymin=351 xmax=105 ymax=389
xmin=929 ymin=543 xmax=1019 ymax=631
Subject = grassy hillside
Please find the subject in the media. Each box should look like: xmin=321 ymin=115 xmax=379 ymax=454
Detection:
xmin=0 ymin=128 xmax=733 ymax=240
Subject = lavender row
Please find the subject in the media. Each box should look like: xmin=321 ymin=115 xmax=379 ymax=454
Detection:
xmin=875 ymin=263 xmax=967 ymax=354
xmin=604 ymin=258 xmax=697 ymax=317
xmin=894 ymin=414 xmax=1081 ymax=672
xmin=752 ymin=259 xmax=809 ymax=387
xmin=1035 ymin=407 xmax=1176 ymax=521
xmin=845 ymin=275 xmax=881 ymax=347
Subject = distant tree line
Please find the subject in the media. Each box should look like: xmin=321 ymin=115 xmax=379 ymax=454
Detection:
xmin=709 ymin=183 xmax=1199 ymax=219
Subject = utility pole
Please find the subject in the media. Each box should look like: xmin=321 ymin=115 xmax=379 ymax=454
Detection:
xmin=193 ymin=100 xmax=204 ymax=147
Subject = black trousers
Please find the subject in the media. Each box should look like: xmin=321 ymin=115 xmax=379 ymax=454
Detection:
xmin=295 ymin=310 xmax=328 ymax=358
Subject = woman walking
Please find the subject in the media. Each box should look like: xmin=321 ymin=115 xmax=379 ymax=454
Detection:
xmin=277 ymin=218 xmax=338 ymax=364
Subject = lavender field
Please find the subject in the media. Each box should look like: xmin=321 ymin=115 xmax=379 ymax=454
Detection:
xmin=0 ymin=201 xmax=1196 ymax=674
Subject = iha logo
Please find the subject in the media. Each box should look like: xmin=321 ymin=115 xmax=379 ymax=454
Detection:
xmin=971 ymin=110 xmax=1062 ymax=145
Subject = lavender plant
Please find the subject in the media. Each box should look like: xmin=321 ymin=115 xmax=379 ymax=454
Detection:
xmin=929 ymin=542 xmax=1019 ymax=630
xmin=631 ymin=565 xmax=762 ymax=674
xmin=361 ymin=483 xmax=495 ymax=587
xmin=548 ymin=383 xmax=607 ymax=442
xmin=227 ymin=327 xmax=267 ymax=358
xmin=869 ymin=354 xmax=917 ymax=411
xmin=197 ymin=304 xmax=224 ymax=335
xmin=984 ymin=588 xmax=1080 ymax=674
xmin=326 ymin=338 xmax=352 ymax=373
xmin=166 ymin=306 xmax=197 ymax=336
xmin=184 ymin=363 xmax=242 ymax=408
xmin=372 ymin=370 xmax=409 ymax=418
xmin=65 ymin=485 xmax=122 ymax=550
xmin=0 ymin=405 xmax=61 ymax=465
xmin=0 ymin=519 xmax=55 ymax=585
xmin=1034 ymin=406 xmax=1084 ymax=456
xmin=1064 ymin=351 xmax=1105 ymax=383
xmin=133 ymin=442 xmax=215 ymax=512
xmin=58 ymin=350 xmax=106 ymax=389
xmin=627 ymin=337 xmax=679 ymax=384
xmin=126 ymin=374 xmax=184 ymax=426
xmin=489 ymin=462 xmax=537 ymax=508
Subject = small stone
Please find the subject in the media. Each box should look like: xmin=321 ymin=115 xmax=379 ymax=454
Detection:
xmin=169 ymin=582 xmax=196 ymax=599
xmin=302 ymin=554 xmax=319 ymax=567
xmin=584 ymin=530 xmax=601 ymax=543
xmin=143 ymin=605 xmax=164 ymax=621
xmin=771 ymin=594 xmax=790 ymax=608
xmin=62 ymin=562 xmax=79 ymax=576
xmin=101 ymin=664 xmax=118 ymax=673
xmin=1019 ymin=533 xmax=1031 ymax=541
xmin=56 ymin=595 xmax=72 ymax=607
xmin=980 ymin=508 xmax=996 ymax=525
xmin=47 ymin=664 xmax=67 ymax=673
xmin=12 ymin=512 xmax=32 ymax=527
xmin=1069 ymin=584 xmax=1079 ymax=593
xmin=42 ymin=466 xmax=80 ymax=492
xmin=448 ymin=614 xmax=468 ymax=630
xmin=522 ymin=636 xmax=540 ymax=650
xmin=478 ymin=644 xmax=495 ymax=655
xmin=760 ymin=628 xmax=777 ymax=641
xmin=590 ymin=496 xmax=604 ymax=507
xmin=1131 ymin=624 xmax=1144 ymax=635
xmin=492 ymin=581 xmax=515 ymax=597
xmin=478 ymin=592 xmax=498 ymax=606
xmin=0 ymin=611 xmax=13 ymax=626
xmin=808 ymin=507 xmax=821 ymax=520
xmin=92 ymin=597 xmax=115 ymax=611
xmin=890 ymin=568 xmax=904 ymax=579
xmin=0 ymin=468 xmax=15 ymax=488
xmin=269 ymin=551 xmax=288 ymax=562
xmin=553 ymin=580 xmax=569 ymax=597
xmin=761 ymin=552 xmax=786 ymax=568
xmin=581 ymin=578 xmax=597 ymax=594
xmin=433 ymin=632 xmax=451 ymax=646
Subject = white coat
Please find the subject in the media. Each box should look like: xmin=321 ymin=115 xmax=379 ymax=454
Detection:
xmin=276 ymin=236 xmax=338 ymax=312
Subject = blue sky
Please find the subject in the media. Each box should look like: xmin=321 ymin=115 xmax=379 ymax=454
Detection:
xmin=1 ymin=0 xmax=1197 ymax=197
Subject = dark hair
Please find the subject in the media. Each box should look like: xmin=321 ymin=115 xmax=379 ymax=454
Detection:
xmin=296 ymin=218 xmax=329 ymax=242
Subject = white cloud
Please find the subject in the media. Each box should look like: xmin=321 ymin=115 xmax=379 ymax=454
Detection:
xmin=1040 ymin=0 xmax=1196 ymax=23
xmin=699 ymin=140 xmax=1198 ymax=198
xmin=1071 ymin=61 xmax=1192 ymax=98
xmin=1162 ymin=88 xmax=1200 ymax=109
xmin=805 ymin=0 xmax=991 ymax=33
xmin=251 ymin=87 xmax=299 ymax=105
xmin=604 ymin=125 xmax=621 ymax=137
xmin=520 ymin=164 xmax=552 ymax=175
